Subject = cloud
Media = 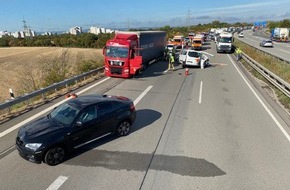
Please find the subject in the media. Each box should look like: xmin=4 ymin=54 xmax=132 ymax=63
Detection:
xmin=277 ymin=12 xmax=290 ymax=18
xmin=204 ymin=2 xmax=279 ymax=11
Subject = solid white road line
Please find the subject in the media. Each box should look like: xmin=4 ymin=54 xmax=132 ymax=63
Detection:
xmin=199 ymin=81 xmax=203 ymax=104
xmin=134 ymin=85 xmax=153 ymax=105
xmin=0 ymin=77 xmax=110 ymax=138
xmin=0 ymin=145 xmax=15 ymax=156
xmin=228 ymin=55 xmax=290 ymax=143
xmin=46 ymin=176 xmax=68 ymax=190
xmin=76 ymin=77 xmax=110 ymax=95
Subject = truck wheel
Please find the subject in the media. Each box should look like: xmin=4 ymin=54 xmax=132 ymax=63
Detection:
xmin=44 ymin=146 xmax=65 ymax=166
xmin=134 ymin=70 xmax=141 ymax=78
xmin=143 ymin=63 xmax=148 ymax=70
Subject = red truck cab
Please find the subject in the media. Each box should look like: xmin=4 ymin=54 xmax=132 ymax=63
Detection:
xmin=103 ymin=31 xmax=166 ymax=78
xmin=104 ymin=33 xmax=142 ymax=78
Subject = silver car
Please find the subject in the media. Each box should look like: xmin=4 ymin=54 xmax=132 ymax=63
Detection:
xmin=238 ymin=32 xmax=244 ymax=38
xmin=260 ymin=40 xmax=273 ymax=47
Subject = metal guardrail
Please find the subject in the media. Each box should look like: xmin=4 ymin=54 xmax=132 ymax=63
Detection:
xmin=238 ymin=51 xmax=290 ymax=98
xmin=0 ymin=67 xmax=105 ymax=113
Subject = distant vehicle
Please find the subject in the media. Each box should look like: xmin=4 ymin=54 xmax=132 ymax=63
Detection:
xmin=171 ymin=35 xmax=185 ymax=46
xmin=271 ymin=28 xmax=289 ymax=42
xmin=260 ymin=40 xmax=274 ymax=47
xmin=178 ymin=49 xmax=213 ymax=68
xmin=103 ymin=31 xmax=166 ymax=78
xmin=188 ymin=31 xmax=195 ymax=40
xmin=16 ymin=94 xmax=136 ymax=166
xmin=166 ymin=44 xmax=174 ymax=52
xmin=238 ymin=32 xmax=244 ymax=38
xmin=191 ymin=34 xmax=204 ymax=50
xmin=216 ymin=32 xmax=233 ymax=53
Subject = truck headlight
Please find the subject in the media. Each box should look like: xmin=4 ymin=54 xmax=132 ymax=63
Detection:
xmin=25 ymin=143 xmax=42 ymax=151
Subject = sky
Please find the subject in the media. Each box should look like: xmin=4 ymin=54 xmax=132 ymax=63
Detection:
xmin=0 ymin=0 xmax=289 ymax=32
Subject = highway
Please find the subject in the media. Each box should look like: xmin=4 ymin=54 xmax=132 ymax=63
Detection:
xmin=1 ymin=41 xmax=290 ymax=190
xmin=235 ymin=29 xmax=290 ymax=62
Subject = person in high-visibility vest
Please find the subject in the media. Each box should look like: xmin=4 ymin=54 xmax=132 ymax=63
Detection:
xmin=235 ymin=47 xmax=242 ymax=61
xmin=168 ymin=53 xmax=175 ymax=70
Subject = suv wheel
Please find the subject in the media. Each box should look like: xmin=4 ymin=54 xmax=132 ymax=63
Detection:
xmin=116 ymin=120 xmax=131 ymax=136
xmin=44 ymin=146 xmax=65 ymax=166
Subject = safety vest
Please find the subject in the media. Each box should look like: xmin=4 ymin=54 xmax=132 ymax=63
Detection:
xmin=170 ymin=54 xmax=174 ymax=62
xmin=235 ymin=48 xmax=242 ymax=54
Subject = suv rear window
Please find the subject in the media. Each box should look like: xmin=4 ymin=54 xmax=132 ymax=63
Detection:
xmin=188 ymin=51 xmax=200 ymax=58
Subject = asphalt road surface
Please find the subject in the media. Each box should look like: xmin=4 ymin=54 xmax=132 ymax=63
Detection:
xmin=0 ymin=41 xmax=290 ymax=190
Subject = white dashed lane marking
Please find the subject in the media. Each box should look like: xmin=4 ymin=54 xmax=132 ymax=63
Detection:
xmin=46 ymin=176 xmax=68 ymax=190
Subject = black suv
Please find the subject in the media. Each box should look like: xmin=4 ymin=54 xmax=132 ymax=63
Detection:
xmin=16 ymin=94 xmax=136 ymax=166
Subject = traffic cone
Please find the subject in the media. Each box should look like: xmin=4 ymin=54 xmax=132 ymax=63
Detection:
xmin=185 ymin=68 xmax=189 ymax=76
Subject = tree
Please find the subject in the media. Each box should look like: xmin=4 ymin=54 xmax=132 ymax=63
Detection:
xmin=40 ymin=49 xmax=70 ymax=87
xmin=0 ymin=37 xmax=9 ymax=47
xmin=281 ymin=19 xmax=290 ymax=28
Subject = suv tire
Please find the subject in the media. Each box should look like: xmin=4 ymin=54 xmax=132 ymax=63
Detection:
xmin=116 ymin=120 xmax=131 ymax=136
xmin=44 ymin=146 xmax=65 ymax=166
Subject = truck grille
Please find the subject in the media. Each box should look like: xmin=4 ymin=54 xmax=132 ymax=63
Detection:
xmin=220 ymin=45 xmax=230 ymax=49
xmin=110 ymin=67 xmax=123 ymax=75
xmin=109 ymin=60 xmax=124 ymax=66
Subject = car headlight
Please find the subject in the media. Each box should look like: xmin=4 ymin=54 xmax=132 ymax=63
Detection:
xmin=25 ymin=143 xmax=42 ymax=151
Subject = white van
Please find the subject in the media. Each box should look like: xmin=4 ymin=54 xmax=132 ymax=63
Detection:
xmin=178 ymin=49 xmax=212 ymax=68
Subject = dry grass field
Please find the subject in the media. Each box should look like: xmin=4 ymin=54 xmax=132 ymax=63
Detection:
xmin=0 ymin=47 xmax=103 ymax=102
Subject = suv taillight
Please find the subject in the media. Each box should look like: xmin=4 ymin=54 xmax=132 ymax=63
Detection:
xmin=130 ymin=104 xmax=135 ymax=112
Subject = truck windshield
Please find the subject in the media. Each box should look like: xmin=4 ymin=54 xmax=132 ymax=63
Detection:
xmin=105 ymin=46 xmax=129 ymax=58
xmin=219 ymin=37 xmax=232 ymax=43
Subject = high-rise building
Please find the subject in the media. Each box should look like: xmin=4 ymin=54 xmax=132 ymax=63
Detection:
xmin=89 ymin=26 xmax=115 ymax=35
xmin=69 ymin=26 xmax=82 ymax=35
